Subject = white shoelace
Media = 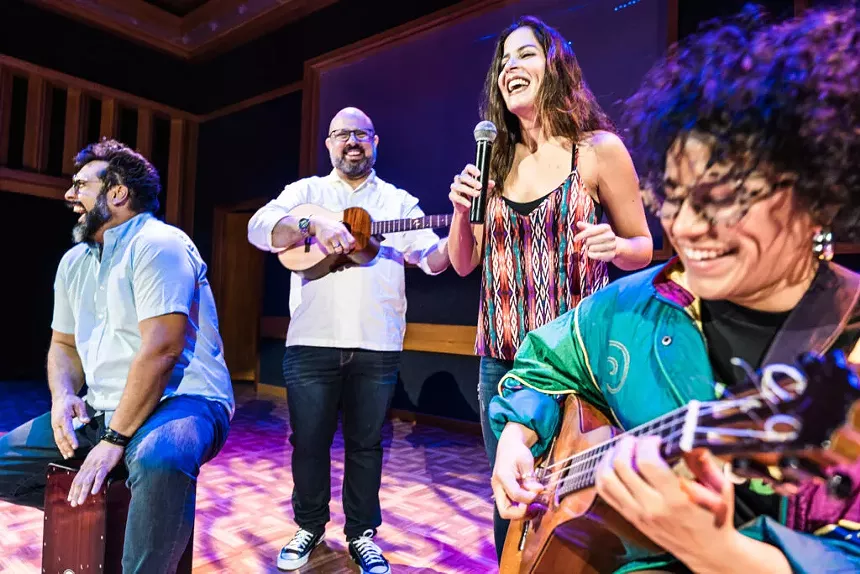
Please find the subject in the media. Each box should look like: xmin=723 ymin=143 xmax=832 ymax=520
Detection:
xmin=351 ymin=531 xmax=385 ymax=565
xmin=284 ymin=529 xmax=315 ymax=554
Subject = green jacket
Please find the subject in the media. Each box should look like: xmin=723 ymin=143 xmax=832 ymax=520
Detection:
xmin=489 ymin=259 xmax=860 ymax=573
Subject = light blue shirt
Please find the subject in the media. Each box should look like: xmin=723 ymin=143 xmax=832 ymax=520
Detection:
xmin=52 ymin=212 xmax=235 ymax=418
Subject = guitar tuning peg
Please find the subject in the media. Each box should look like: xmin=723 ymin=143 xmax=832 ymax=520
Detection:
xmin=827 ymin=472 xmax=854 ymax=500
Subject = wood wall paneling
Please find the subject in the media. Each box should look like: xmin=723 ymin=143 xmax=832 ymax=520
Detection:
xmin=260 ymin=316 xmax=478 ymax=357
xmin=0 ymin=56 xmax=198 ymax=122
xmin=212 ymin=210 xmax=265 ymax=383
xmin=298 ymin=61 xmax=321 ymax=178
xmin=666 ymin=0 xmax=679 ymax=46
xmin=199 ymin=81 xmax=304 ymax=122
xmin=0 ymin=167 xmax=68 ymax=200
xmin=136 ymin=108 xmax=154 ymax=158
xmin=181 ymin=120 xmax=199 ymax=235
xmin=99 ymin=97 xmax=119 ymax=139
xmin=835 ymin=243 xmax=860 ymax=255
xmin=0 ymin=56 xmax=199 ymax=222
xmin=61 ymin=88 xmax=88 ymax=175
xmin=0 ymin=67 xmax=12 ymax=166
xmin=165 ymin=117 xmax=186 ymax=227
xmin=22 ymin=75 xmax=50 ymax=171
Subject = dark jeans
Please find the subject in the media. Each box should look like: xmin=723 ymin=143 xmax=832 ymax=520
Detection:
xmin=478 ymin=355 xmax=515 ymax=563
xmin=0 ymin=395 xmax=230 ymax=574
xmin=283 ymin=345 xmax=399 ymax=540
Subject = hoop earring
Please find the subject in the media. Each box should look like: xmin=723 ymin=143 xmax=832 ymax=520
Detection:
xmin=812 ymin=229 xmax=834 ymax=261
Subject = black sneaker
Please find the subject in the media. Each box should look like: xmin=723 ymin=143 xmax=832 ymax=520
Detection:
xmin=348 ymin=529 xmax=390 ymax=574
xmin=276 ymin=528 xmax=325 ymax=571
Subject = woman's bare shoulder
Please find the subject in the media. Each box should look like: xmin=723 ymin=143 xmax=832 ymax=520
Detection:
xmin=580 ymin=130 xmax=626 ymax=153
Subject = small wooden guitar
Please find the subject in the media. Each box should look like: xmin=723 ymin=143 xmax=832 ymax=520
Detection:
xmin=276 ymin=204 xmax=452 ymax=280
xmin=499 ymin=351 xmax=860 ymax=574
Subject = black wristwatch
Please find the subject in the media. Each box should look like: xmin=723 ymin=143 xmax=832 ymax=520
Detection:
xmin=100 ymin=427 xmax=132 ymax=448
xmin=298 ymin=217 xmax=312 ymax=238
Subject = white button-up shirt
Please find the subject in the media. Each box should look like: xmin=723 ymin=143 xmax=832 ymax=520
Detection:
xmin=52 ymin=213 xmax=235 ymax=417
xmin=247 ymin=169 xmax=444 ymax=351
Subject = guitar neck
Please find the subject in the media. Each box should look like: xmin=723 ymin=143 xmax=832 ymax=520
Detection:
xmin=370 ymin=213 xmax=453 ymax=235
xmin=554 ymin=405 xmax=692 ymax=498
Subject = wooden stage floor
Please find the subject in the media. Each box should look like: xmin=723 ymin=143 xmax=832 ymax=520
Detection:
xmin=0 ymin=381 xmax=498 ymax=573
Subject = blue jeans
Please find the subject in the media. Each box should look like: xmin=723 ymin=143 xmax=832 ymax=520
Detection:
xmin=283 ymin=345 xmax=399 ymax=539
xmin=478 ymin=355 xmax=515 ymax=562
xmin=0 ymin=395 xmax=230 ymax=574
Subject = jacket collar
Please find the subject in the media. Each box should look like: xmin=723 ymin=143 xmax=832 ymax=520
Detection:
xmin=651 ymin=257 xmax=860 ymax=364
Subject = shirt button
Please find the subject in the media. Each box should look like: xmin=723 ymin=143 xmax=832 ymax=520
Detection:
xmin=661 ymin=335 xmax=672 ymax=346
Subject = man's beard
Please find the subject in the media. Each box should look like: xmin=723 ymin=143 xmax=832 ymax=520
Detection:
xmin=71 ymin=192 xmax=111 ymax=244
xmin=331 ymin=144 xmax=376 ymax=179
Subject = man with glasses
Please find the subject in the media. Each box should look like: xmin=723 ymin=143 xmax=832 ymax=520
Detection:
xmin=0 ymin=139 xmax=234 ymax=573
xmin=248 ymin=107 xmax=449 ymax=573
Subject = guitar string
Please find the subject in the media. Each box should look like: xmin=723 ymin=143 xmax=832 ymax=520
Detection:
xmin=537 ymin=404 xmax=697 ymax=475
xmin=554 ymin=426 xmax=688 ymax=496
xmin=541 ymin=397 xmax=772 ymax=495
xmin=537 ymin=396 xmax=760 ymax=476
xmin=371 ymin=213 xmax=453 ymax=234
xmin=538 ymin=409 xmax=691 ymax=485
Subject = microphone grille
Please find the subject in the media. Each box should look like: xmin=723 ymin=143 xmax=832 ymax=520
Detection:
xmin=474 ymin=120 xmax=498 ymax=143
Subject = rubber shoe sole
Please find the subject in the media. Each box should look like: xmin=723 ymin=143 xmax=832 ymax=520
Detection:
xmin=276 ymin=532 xmax=325 ymax=571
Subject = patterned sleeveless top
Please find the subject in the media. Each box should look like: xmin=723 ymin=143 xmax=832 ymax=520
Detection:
xmin=476 ymin=147 xmax=609 ymax=360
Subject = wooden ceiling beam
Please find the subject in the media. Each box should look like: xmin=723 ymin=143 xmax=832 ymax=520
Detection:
xmin=27 ymin=0 xmax=188 ymax=59
xmin=183 ymin=0 xmax=341 ymax=61
xmin=22 ymin=0 xmax=340 ymax=61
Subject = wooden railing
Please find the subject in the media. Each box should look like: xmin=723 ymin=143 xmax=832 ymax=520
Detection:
xmin=0 ymin=55 xmax=199 ymax=234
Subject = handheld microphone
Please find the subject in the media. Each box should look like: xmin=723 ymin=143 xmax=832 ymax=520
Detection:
xmin=470 ymin=120 xmax=497 ymax=223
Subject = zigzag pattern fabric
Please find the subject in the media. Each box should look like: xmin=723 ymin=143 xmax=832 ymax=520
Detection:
xmin=477 ymin=167 xmax=608 ymax=361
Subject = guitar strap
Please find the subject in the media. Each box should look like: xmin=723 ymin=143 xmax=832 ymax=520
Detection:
xmin=761 ymin=262 xmax=860 ymax=367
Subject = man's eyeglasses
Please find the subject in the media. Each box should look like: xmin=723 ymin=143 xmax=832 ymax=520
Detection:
xmin=329 ymin=129 xmax=374 ymax=143
xmin=70 ymin=178 xmax=90 ymax=192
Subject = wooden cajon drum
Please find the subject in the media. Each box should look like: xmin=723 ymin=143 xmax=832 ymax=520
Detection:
xmin=42 ymin=461 xmax=194 ymax=574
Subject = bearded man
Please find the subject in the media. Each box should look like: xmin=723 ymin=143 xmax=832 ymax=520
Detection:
xmin=247 ymin=107 xmax=449 ymax=573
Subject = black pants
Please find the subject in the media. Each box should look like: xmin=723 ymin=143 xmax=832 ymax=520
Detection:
xmin=283 ymin=345 xmax=399 ymax=539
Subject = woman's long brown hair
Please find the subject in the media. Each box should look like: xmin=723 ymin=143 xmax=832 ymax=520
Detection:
xmin=480 ymin=16 xmax=615 ymax=194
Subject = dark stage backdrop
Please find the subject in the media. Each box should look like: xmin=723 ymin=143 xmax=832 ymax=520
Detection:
xmin=311 ymin=0 xmax=670 ymax=235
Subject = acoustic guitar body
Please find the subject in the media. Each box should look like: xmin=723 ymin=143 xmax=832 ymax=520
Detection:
xmin=277 ymin=204 xmax=380 ymax=280
xmin=500 ymin=395 xmax=662 ymax=574
xmin=500 ymin=352 xmax=860 ymax=573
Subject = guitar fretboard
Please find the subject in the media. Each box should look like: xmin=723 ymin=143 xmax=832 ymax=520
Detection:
xmin=553 ymin=406 xmax=690 ymax=497
xmin=370 ymin=213 xmax=453 ymax=235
